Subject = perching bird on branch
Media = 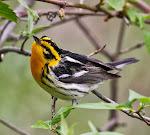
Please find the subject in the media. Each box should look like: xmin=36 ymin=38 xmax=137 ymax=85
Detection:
xmin=30 ymin=36 xmax=138 ymax=106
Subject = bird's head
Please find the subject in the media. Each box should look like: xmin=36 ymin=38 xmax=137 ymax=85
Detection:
xmin=31 ymin=36 xmax=61 ymax=66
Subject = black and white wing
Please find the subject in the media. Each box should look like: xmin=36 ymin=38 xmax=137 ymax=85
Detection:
xmin=52 ymin=49 xmax=120 ymax=84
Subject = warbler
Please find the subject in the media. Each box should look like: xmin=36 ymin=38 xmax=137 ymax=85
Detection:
xmin=30 ymin=36 xmax=138 ymax=105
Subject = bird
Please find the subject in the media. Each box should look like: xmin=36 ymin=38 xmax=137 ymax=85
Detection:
xmin=30 ymin=36 xmax=138 ymax=107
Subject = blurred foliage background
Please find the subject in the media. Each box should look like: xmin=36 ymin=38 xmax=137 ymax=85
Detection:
xmin=0 ymin=0 xmax=150 ymax=135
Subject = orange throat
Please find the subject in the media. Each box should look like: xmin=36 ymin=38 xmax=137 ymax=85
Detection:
xmin=30 ymin=42 xmax=61 ymax=83
xmin=30 ymin=55 xmax=43 ymax=83
xmin=30 ymin=42 xmax=45 ymax=83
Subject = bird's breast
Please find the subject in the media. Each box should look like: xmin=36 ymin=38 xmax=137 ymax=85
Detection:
xmin=30 ymin=55 xmax=43 ymax=83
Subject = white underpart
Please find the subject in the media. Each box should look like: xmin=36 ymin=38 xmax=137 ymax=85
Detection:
xmin=49 ymin=71 xmax=102 ymax=94
xmin=65 ymin=56 xmax=83 ymax=64
xmin=73 ymin=70 xmax=88 ymax=77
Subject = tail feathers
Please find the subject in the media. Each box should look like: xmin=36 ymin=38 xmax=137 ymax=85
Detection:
xmin=107 ymin=58 xmax=139 ymax=69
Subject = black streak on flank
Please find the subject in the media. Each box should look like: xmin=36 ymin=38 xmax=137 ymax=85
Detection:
xmin=45 ymin=63 xmax=50 ymax=74
xmin=41 ymin=67 xmax=54 ymax=84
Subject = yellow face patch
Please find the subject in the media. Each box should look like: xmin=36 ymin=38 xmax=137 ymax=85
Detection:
xmin=40 ymin=40 xmax=61 ymax=66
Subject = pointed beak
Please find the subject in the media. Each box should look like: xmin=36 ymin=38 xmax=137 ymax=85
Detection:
xmin=33 ymin=36 xmax=41 ymax=44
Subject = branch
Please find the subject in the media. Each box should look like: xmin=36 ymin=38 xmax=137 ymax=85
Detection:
xmin=16 ymin=9 xmax=106 ymax=17
xmin=37 ymin=0 xmax=97 ymax=11
xmin=116 ymin=20 xmax=126 ymax=57
xmin=0 ymin=20 xmax=10 ymax=39
xmin=92 ymin=90 xmax=150 ymax=125
xmin=107 ymin=19 xmax=126 ymax=130
xmin=99 ymin=118 xmax=126 ymax=132
xmin=137 ymin=112 xmax=150 ymax=126
xmin=0 ymin=118 xmax=30 ymax=135
xmin=0 ymin=46 xmax=31 ymax=56
xmin=88 ymin=45 xmax=106 ymax=57
xmin=37 ymin=0 xmax=117 ymax=17
xmin=119 ymin=42 xmax=145 ymax=54
xmin=130 ymin=0 xmax=150 ymax=13
xmin=20 ymin=37 xmax=29 ymax=51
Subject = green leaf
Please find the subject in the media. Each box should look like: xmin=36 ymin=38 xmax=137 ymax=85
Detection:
xmin=59 ymin=114 xmax=76 ymax=135
xmin=67 ymin=123 xmax=76 ymax=135
xmin=51 ymin=106 xmax=72 ymax=125
xmin=105 ymin=0 xmax=125 ymax=11
xmin=136 ymin=14 xmax=145 ymax=29
xmin=20 ymin=29 xmax=28 ymax=35
xmin=129 ymin=0 xmax=137 ymax=1
xmin=74 ymin=102 xmax=118 ymax=110
xmin=81 ymin=121 xmax=124 ymax=135
xmin=31 ymin=120 xmax=50 ymax=129
xmin=88 ymin=121 xmax=99 ymax=135
xmin=107 ymin=6 xmax=115 ymax=11
xmin=144 ymin=14 xmax=150 ymax=20
xmin=20 ymin=29 xmax=32 ymax=37
xmin=56 ymin=126 xmax=61 ymax=134
xmin=143 ymin=29 xmax=150 ymax=53
xmin=129 ymin=90 xmax=150 ymax=104
xmin=27 ymin=10 xmax=33 ymax=34
xmin=126 ymin=7 xmax=147 ymax=29
xmin=17 ymin=0 xmax=39 ymax=20
xmin=126 ymin=7 xmax=136 ymax=22
xmin=81 ymin=132 xmax=124 ymax=135
xmin=141 ymin=110 xmax=146 ymax=115
xmin=116 ymin=101 xmax=132 ymax=109
xmin=32 ymin=26 xmax=50 ymax=34
xmin=0 ymin=1 xmax=17 ymax=23
xmin=61 ymin=114 xmax=68 ymax=135
xmin=129 ymin=90 xmax=143 ymax=103
xmin=51 ymin=102 xmax=119 ymax=126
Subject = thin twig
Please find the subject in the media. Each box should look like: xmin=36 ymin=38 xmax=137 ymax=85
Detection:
xmin=137 ymin=112 xmax=150 ymax=126
xmin=40 ymin=0 xmax=117 ymax=17
xmin=76 ymin=18 xmax=113 ymax=61
xmin=0 ymin=20 xmax=10 ymax=40
xmin=100 ymin=118 xmax=125 ymax=132
xmin=51 ymin=97 xmax=57 ymax=118
xmin=16 ymin=9 xmax=106 ymax=17
xmin=0 ymin=46 xmax=31 ymax=56
xmin=20 ymin=37 xmax=29 ymax=51
xmin=37 ymin=16 xmax=80 ymax=33
xmin=119 ymin=42 xmax=145 ymax=54
xmin=37 ymin=0 xmax=100 ymax=12
xmin=100 ymin=118 xmax=118 ymax=132
xmin=110 ymin=79 xmax=118 ymax=119
xmin=88 ymin=45 xmax=106 ymax=57
xmin=92 ymin=90 xmax=116 ymax=104
xmin=0 ymin=118 xmax=30 ymax=135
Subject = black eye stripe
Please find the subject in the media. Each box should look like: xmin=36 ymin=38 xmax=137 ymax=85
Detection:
xmin=41 ymin=44 xmax=50 ymax=53
xmin=42 ymin=39 xmax=61 ymax=55
xmin=41 ymin=44 xmax=57 ymax=60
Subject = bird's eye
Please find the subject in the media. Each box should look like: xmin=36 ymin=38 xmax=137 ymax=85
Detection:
xmin=46 ymin=48 xmax=50 ymax=51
